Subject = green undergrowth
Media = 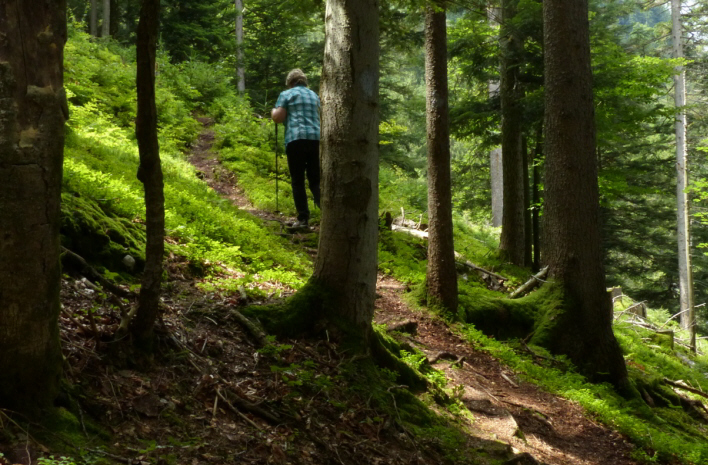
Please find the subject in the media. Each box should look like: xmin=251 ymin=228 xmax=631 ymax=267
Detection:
xmin=62 ymin=24 xmax=312 ymax=295
xmin=379 ymin=226 xmax=708 ymax=464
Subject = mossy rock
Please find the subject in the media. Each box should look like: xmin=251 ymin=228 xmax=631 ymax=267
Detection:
xmin=61 ymin=192 xmax=146 ymax=274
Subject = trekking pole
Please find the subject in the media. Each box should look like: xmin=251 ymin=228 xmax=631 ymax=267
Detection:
xmin=275 ymin=122 xmax=279 ymax=212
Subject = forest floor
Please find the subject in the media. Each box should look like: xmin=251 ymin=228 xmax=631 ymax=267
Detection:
xmin=1 ymin=123 xmax=643 ymax=465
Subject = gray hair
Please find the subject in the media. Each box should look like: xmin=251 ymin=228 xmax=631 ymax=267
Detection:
xmin=286 ymin=69 xmax=308 ymax=88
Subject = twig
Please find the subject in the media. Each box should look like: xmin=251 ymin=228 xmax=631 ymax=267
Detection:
xmin=86 ymin=448 xmax=136 ymax=464
xmin=500 ymin=372 xmax=519 ymax=388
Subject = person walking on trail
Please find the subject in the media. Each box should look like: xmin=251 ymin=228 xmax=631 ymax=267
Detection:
xmin=271 ymin=69 xmax=321 ymax=229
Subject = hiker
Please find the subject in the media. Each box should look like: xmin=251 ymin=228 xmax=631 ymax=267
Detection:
xmin=271 ymin=69 xmax=321 ymax=229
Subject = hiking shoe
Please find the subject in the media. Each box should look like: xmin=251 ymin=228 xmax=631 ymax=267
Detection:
xmin=290 ymin=220 xmax=309 ymax=229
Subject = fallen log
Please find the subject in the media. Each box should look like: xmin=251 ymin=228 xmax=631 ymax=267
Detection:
xmin=390 ymin=225 xmax=508 ymax=282
xmin=509 ymin=266 xmax=549 ymax=299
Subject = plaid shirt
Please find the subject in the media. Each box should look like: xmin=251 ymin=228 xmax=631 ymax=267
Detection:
xmin=275 ymin=85 xmax=321 ymax=146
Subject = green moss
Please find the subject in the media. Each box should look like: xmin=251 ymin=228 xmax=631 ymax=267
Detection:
xmin=459 ymin=282 xmax=562 ymax=340
xmin=60 ymin=192 xmax=146 ymax=274
xmin=241 ymin=278 xmax=333 ymax=337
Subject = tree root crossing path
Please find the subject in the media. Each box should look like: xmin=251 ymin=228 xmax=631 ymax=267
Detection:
xmin=184 ymin=121 xmax=640 ymax=465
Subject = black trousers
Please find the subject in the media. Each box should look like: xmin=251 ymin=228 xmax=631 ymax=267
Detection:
xmin=285 ymin=139 xmax=320 ymax=222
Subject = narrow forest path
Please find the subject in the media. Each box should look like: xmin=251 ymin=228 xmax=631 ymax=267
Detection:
xmin=185 ymin=122 xmax=641 ymax=465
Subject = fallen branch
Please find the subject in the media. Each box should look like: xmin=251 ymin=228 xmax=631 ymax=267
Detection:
xmin=61 ymin=247 xmax=136 ymax=299
xmin=509 ymin=266 xmax=549 ymax=299
xmin=663 ymin=378 xmax=708 ymax=400
xmin=454 ymin=252 xmax=508 ymax=282
xmin=228 ymin=308 xmax=269 ymax=347
xmin=216 ymin=388 xmax=263 ymax=431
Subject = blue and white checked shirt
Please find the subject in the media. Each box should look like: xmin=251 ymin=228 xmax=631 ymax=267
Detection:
xmin=275 ymin=85 xmax=321 ymax=146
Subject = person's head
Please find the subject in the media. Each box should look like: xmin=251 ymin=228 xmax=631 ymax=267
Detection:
xmin=286 ymin=69 xmax=308 ymax=88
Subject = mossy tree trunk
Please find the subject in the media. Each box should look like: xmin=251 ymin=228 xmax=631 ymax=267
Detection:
xmin=424 ymin=1 xmax=458 ymax=314
xmin=540 ymin=0 xmax=628 ymax=389
xmin=499 ymin=0 xmax=527 ymax=267
xmin=130 ymin=0 xmax=165 ymax=351
xmin=0 ymin=0 xmax=67 ymax=412
xmin=312 ymin=0 xmax=379 ymax=338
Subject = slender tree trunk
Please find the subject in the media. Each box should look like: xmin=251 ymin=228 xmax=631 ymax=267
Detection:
xmin=313 ymin=0 xmax=379 ymax=337
xmin=532 ymin=126 xmax=542 ymax=272
xmin=90 ymin=0 xmax=98 ymax=36
xmin=235 ymin=0 xmax=245 ymax=93
xmin=130 ymin=0 xmax=164 ymax=351
xmin=540 ymin=0 xmax=628 ymax=389
xmin=102 ymin=0 xmax=111 ymax=37
xmin=672 ymin=0 xmax=695 ymax=350
xmin=0 ymin=0 xmax=67 ymax=413
xmin=522 ymin=136 xmax=532 ymax=268
xmin=424 ymin=1 xmax=458 ymax=313
xmin=499 ymin=0 xmax=526 ymax=265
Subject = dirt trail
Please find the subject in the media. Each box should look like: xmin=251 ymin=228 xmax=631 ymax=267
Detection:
xmin=188 ymin=123 xmax=640 ymax=465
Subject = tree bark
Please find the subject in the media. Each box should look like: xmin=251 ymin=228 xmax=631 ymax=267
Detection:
xmin=0 ymin=0 xmax=67 ymax=412
xmin=499 ymin=0 xmax=527 ymax=266
xmin=102 ymin=0 xmax=110 ymax=37
xmin=531 ymin=126 xmax=542 ymax=272
xmin=90 ymin=0 xmax=98 ymax=36
xmin=672 ymin=0 xmax=695 ymax=350
xmin=424 ymin=1 xmax=458 ymax=313
xmin=130 ymin=0 xmax=165 ymax=350
xmin=110 ymin=0 xmax=120 ymax=37
xmin=235 ymin=0 xmax=245 ymax=93
xmin=313 ymin=0 xmax=379 ymax=338
xmin=540 ymin=0 xmax=628 ymax=388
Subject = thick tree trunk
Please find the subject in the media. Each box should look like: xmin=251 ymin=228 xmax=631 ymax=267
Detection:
xmin=672 ymin=0 xmax=695 ymax=349
xmin=424 ymin=2 xmax=458 ymax=313
xmin=102 ymin=0 xmax=110 ymax=37
xmin=540 ymin=0 xmax=628 ymax=388
xmin=235 ymin=0 xmax=245 ymax=93
xmin=0 ymin=1 xmax=67 ymax=412
xmin=499 ymin=0 xmax=526 ymax=266
xmin=130 ymin=0 xmax=165 ymax=350
xmin=313 ymin=0 xmax=379 ymax=337
xmin=90 ymin=0 xmax=98 ymax=36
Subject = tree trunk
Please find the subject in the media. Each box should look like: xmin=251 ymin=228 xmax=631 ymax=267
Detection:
xmin=499 ymin=0 xmax=526 ymax=266
xmin=130 ymin=0 xmax=165 ymax=351
xmin=102 ymin=0 xmax=111 ymax=37
xmin=490 ymin=147 xmax=503 ymax=227
xmin=90 ymin=0 xmax=98 ymax=36
xmin=0 ymin=0 xmax=67 ymax=413
xmin=539 ymin=0 xmax=628 ymax=389
xmin=424 ymin=1 xmax=458 ymax=313
xmin=672 ymin=0 xmax=695 ymax=349
xmin=313 ymin=0 xmax=379 ymax=338
xmin=110 ymin=0 xmax=120 ymax=37
xmin=532 ymin=126 xmax=542 ymax=272
xmin=488 ymin=6 xmax=503 ymax=228
xmin=235 ymin=0 xmax=245 ymax=93
xmin=522 ymin=135 xmax=532 ymax=267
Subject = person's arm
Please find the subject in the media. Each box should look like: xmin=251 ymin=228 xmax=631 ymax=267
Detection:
xmin=271 ymin=106 xmax=287 ymax=124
